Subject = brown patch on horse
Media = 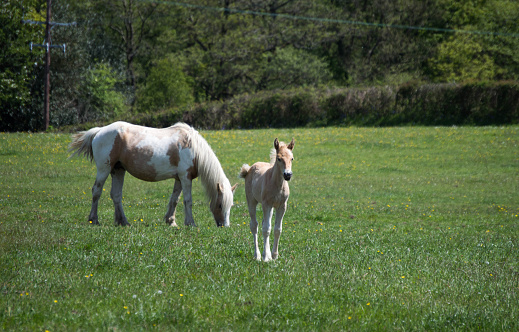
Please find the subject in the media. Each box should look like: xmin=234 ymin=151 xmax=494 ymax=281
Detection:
xmin=167 ymin=143 xmax=181 ymax=166
xmin=186 ymin=160 xmax=198 ymax=180
xmin=167 ymin=127 xmax=189 ymax=166
xmin=167 ymin=128 xmax=198 ymax=180
xmin=110 ymin=130 xmax=157 ymax=182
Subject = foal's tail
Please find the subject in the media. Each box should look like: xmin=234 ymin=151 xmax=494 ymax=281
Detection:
xmin=68 ymin=127 xmax=101 ymax=162
xmin=239 ymin=164 xmax=251 ymax=179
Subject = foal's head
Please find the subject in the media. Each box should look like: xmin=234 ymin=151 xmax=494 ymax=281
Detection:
xmin=273 ymin=138 xmax=295 ymax=181
xmin=212 ymin=182 xmax=238 ymax=227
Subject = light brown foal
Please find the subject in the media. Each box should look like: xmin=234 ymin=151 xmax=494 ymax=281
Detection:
xmin=240 ymin=138 xmax=294 ymax=261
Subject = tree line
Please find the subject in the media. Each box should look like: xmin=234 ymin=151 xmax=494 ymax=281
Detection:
xmin=2 ymin=0 xmax=519 ymax=131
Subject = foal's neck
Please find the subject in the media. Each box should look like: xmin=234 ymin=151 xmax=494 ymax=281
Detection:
xmin=270 ymin=163 xmax=286 ymax=187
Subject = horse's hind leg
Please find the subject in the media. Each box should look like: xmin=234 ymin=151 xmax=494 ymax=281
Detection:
xmin=88 ymin=169 xmax=110 ymax=225
xmin=110 ymin=166 xmax=130 ymax=226
xmin=247 ymin=198 xmax=261 ymax=261
xmin=164 ymin=179 xmax=182 ymax=227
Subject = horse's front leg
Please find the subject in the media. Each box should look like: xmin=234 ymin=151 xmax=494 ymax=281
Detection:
xmin=261 ymin=204 xmax=274 ymax=262
xmin=164 ymin=179 xmax=182 ymax=227
xmin=88 ymin=170 xmax=109 ymax=225
xmin=180 ymin=177 xmax=196 ymax=227
xmin=272 ymin=202 xmax=286 ymax=260
xmin=110 ymin=167 xmax=129 ymax=226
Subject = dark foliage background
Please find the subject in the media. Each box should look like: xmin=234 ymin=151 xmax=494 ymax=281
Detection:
xmin=2 ymin=0 xmax=519 ymax=131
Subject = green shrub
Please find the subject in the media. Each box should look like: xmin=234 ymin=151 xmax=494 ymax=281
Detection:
xmin=127 ymin=81 xmax=519 ymax=129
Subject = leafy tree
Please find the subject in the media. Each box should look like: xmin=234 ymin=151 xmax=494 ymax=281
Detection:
xmin=319 ymin=0 xmax=445 ymax=85
xmin=429 ymin=34 xmax=499 ymax=82
xmin=0 ymin=0 xmax=44 ymax=131
xmin=77 ymin=63 xmax=126 ymax=122
xmin=84 ymin=0 xmax=162 ymax=100
xmin=429 ymin=0 xmax=519 ymax=82
xmin=177 ymin=0 xmax=333 ymax=100
xmin=136 ymin=56 xmax=194 ymax=113
xmin=260 ymin=46 xmax=332 ymax=90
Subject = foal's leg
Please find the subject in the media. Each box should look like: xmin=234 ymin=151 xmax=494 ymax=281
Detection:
xmin=179 ymin=177 xmax=196 ymax=227
xmin=272 ymin=203 xmax=286 ymax=260
xmin=110 ymin=167 xmax=130 ymax=226
xmin=262 ymin=204 xmax=274 ymax=262
xmin=247 ymin=198 xmax=261 ymax=261
xmin=164 ymin=179 xmax=182 ymax=227
xmin=87 ymin=169 xmax=110 ymax=225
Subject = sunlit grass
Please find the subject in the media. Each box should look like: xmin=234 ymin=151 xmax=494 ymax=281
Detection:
xmin=1 ymin=126 xmax=518 ymax=330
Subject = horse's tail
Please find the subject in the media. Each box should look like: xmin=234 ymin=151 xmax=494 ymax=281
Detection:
xmin=239 ymin=164 xmax=251 ymax=179
xmin=68 ymin=127 xmax=101 ymax=162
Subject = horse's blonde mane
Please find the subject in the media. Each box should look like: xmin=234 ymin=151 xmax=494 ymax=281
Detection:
xmin=173 ymin=123 xmax=232 ymax=212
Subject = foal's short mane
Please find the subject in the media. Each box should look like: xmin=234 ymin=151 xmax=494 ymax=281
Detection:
xmin=174 ymin=123 xmax=232 ymax=212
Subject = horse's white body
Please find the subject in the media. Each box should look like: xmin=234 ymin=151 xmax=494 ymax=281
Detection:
xmin=69 ymin=121 xmax=237 ymax=227
xmin=240 ymin=138 xmax=294 ymax=261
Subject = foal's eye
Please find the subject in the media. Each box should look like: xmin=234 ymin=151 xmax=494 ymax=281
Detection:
xmin=277 ymin=158 xmax=281 ymax=162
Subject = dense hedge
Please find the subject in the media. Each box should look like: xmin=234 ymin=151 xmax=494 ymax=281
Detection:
xmin=73 ymin=81 xmax=518 ymax=131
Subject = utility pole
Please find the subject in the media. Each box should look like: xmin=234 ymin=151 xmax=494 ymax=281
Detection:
xmin=23 ymin=0 xmax=75 ymax=131
xmin=43 ymin=0 xmax=51 ymax=131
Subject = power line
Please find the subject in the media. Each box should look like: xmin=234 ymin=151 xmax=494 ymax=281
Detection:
xmin=139 ymin=0 xmax=519 ymax=38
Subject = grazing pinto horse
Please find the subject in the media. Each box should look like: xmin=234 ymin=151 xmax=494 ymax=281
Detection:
xmin=239 ymin=138 xmax=294 ymax=261
xmin=69 ymin=121 xmax=237 ymax=227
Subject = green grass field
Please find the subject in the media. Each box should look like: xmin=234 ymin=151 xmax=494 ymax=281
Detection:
xmin=1 ymin=126 xmax=518 ymax=331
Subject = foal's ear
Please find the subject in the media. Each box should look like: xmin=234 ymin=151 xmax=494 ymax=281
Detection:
xmin=274 ymin=138 xmax=280 ymax=150
xmin=231 ymin=183 xmax=238 ymax=193
xmin=287 ymin=138 xmax=295 ymax=150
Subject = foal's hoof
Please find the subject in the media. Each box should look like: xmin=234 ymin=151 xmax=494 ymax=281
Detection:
xmin=262 ymin=253 xmax=273 ymax=262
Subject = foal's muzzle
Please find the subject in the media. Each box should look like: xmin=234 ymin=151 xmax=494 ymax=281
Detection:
xmin=283 ymin=171 xmax=293 ymax=181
